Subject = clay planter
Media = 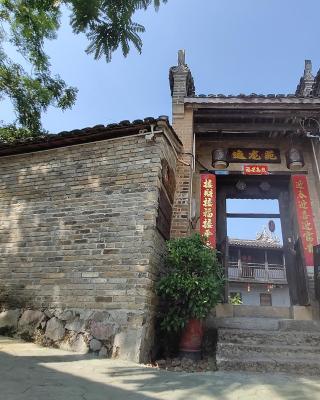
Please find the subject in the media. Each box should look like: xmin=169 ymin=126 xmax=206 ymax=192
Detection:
xmin=179 ymin=319 xmax=204 ymax=360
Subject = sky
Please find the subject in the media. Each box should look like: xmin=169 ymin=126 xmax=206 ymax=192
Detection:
xmin=2 ymin=0 xmax=320 ymax=240
xmin=227 ymin=199 xmax=282 ymax=242
xmin=3 ymin=0 xmax=320 ymax=133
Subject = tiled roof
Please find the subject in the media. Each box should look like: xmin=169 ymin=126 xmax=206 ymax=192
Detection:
xmin=186 ymin=93 xmax=320 ymax=100
xmin=189 ymin=93 xmax=300 ymax=98
xmin=229 ymin=238 xmax=283 ymax=250
xmin=0 ymin=116 xmax=181 ymax=157
xmin=185 ymin=94 xmax=320 ymax=106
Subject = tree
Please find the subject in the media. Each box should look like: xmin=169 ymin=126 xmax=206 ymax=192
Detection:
xmin=0 ymin=0 xmax=167 ymax=141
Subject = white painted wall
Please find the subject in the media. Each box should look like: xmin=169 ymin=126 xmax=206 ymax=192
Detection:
xmin=229 ymin=283 xmax=291 ymax=307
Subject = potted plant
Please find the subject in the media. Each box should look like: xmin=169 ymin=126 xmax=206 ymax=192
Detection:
xmin=157 ymin=234 xmax=225 ymax=359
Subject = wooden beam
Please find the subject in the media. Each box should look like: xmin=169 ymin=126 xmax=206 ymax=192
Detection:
xmin=190 ymin=102 xmax=320 ymax=111
xmin=227 ymin=213 xmax=280 ymax=219
xmin=195 ymin=109 xmax=320 ymax=118
xmin=194 ymin=123 xmax=300 ymax=133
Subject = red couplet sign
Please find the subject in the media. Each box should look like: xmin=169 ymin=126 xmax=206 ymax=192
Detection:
xmin=243 ymin=165 xmax=269 ymax=175
xmin=200 ymin=174 xmax=216 ymax=248
xmin=292 ymin=175 xmax=318 ymax=266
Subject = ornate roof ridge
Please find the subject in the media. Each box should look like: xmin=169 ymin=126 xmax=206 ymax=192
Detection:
xmin=229 ymin=237 xmax=283 ymax=249
xmin=186 ymin=93 xmax=319 ymax=99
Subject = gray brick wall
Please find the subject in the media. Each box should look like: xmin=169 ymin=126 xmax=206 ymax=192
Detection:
xmin=0 ymin=131 xmax=177 ymax=362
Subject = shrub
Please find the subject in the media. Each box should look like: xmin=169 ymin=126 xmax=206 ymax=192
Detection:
xmin=157 ymin=234 xmax=225 ymax=332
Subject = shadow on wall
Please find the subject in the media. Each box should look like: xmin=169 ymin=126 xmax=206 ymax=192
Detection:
xmin=0 ymin=337 xmax=319 ymax=400
xmin=0 ymin=137 xmax=161 ymax=310
xmin=0 ymin=136 xmax=165 ymax=362
xmin=0 ymin=152 xmax=106 ymax=309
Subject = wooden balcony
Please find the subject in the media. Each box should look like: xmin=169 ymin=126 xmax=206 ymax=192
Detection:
xmin=228 ymin=261 xmax=287 ymax=284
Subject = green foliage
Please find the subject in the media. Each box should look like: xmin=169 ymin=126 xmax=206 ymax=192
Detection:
xmin=0 ymin=0 xmax=167 ymax=140
xmin=0 ymin=123 xmax=37 ymax=142
xmin=157 ymin=234 xmax=225 ymax=333
xmin=229 ymin=292 xmax=243 ymax=305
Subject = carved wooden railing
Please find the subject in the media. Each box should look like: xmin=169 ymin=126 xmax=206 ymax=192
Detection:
xmin=228 ymin=261 xmax=287 ymax=283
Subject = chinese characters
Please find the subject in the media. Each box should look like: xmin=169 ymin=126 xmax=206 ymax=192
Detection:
xmin=243 ymin=165 xmax=269 ymax=175
xmin=292 ymin=175 xmax=318 ymax=266
xmin=200 ymin=175 xmax=216 ymax=248
xmin=228 ymin=148 xmax=280 ymax=163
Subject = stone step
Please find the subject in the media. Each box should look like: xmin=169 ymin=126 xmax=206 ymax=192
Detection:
xmin=217 ymin=342 xmax=320 ymax=360
xmin=215 ymin=317 xmax=320 ymax=375
xmin=233 ymin=305 xmax=292 ymax=319
xmin=211 ymin=317 xmax=284 ymax=331
xmin=279 ymin=319 xmax=320 ymax=332
xmin=217 ymin=356 xmax=320 ymax=376
xmin=212 ymin=304 xmax=319 ymax=321
xmin=218 ymin=328 xmax=320 ymax=346
xmin=212 ymin=304 xmax=293 ymax=320
xmin=211 ymin=317 xmax=320 ymax=332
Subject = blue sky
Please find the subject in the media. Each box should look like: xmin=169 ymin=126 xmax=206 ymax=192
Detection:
xmin=3 ymin=0 xmax=320 ymax=133
xmin=2 ymin=0 xmax=319 ymax=241
xmin=227 ymin=199 xmax=282 ymax=241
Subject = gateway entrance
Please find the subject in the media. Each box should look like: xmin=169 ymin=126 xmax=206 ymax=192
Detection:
xmin=216 ymin=175 xmax=309 ymax=306
xmin=226 ymin=197 xmax=289 ymax=307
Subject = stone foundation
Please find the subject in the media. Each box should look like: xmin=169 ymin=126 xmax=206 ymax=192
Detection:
xmin=0 ymin=307 xmax=153 ymax=362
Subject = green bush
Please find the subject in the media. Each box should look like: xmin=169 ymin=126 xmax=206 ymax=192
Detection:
xmin=157 ymin=234 xmax=225 ymax=332
xmin=229 ymin=293 xmax=243 ymax=305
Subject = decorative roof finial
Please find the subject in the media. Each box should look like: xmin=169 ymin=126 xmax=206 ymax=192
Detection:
xmin=304 ymin=60 xmax=313 ymax=79
xmin=178 ymin=49 xmax=186 ymax=66
xmin=169 ymin=50 xmax=195 ymax=98
xmin=256 ymin=226 xmax=280 ymax=244
xmin=296 ymin=60 xmax=315 ymax=97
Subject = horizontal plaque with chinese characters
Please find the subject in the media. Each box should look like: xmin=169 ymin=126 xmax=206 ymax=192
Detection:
xmin=228 ymin=148 xmax=281 ymax=163
xmin=243 ymin=165 xmax=269 ymax=175
xmin=200 ymin=174 xmax=216 ymax=248
xmin=292 ymin=175 xmax=318 ymax=266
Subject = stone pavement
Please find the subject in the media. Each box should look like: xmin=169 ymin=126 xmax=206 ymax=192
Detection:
xmin=1 ymin=336 xmax=320 ymax=400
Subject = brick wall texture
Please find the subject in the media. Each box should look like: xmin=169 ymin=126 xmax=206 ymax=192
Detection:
xmin=0 ymin=131 xmax=177 ymax=362
xmin=170 ymin=108 xmax=194 ymax=237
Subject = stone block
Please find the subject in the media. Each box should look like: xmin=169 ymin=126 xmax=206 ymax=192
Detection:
xmin=89 ymin=321 xmax=116 ymax=340
xmin=215 ymin=304 xmax=234 ymax=318
xmin=279 ymin=319 xmax=320 ymax=332
xmin=90 ymin=311 xmax=110 ymax=322
xmin=81 ymin=272 xmax=99 ymax=278
xmin=292 ymin=306 xmax=313 ymax=321
xmin=234 ymin=305 xmax=291 ymax=319
xmin=44 ymin=309 xmax=55 ymax=319
xmin=69 ymin=335 xmax=89 ymax=354
xmin=18 ymin=310 xmax=45 ymax=329
xmin=99 ymin=347 xmax=108 ymax=358
xmin=65 ymin=317 xmax=86 ymax=333
xmin=89 ymin=338 xmax=102 ymax=352
xmin=112 ymin=329 xmax=141 ymax=363
xmin=45 ymin=317 xmax=65 ymax=341
xmin=0 ymin=309 xmax=20 ymax=331
xmin=57 ymin=310 xmax=74 ymax=321
xmin=209 ymin=317 xmax=280 ymax=331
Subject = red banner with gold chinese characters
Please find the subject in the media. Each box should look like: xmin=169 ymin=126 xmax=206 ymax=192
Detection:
xmin=243 ymin=165 xmax=269 ymax=175
xmin=200 ymin=174 xmax=216 ymax=248
xmin=292 ymin=175 xmax=318 ymax=266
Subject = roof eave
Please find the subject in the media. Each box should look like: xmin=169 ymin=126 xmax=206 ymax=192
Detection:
xmin=0 ymin=117 xmax=182 ymax=158
xmin=185 ymin=96 xmax=320 ymax=107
